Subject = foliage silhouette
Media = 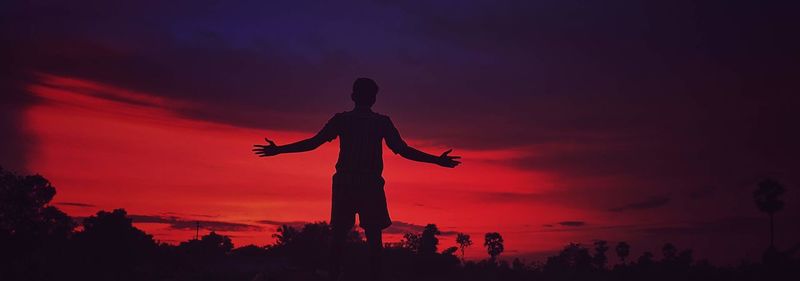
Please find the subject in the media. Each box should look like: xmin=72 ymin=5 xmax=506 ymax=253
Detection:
xmin=753 ymin=178 xmax=786 ymax=249
xmin=72 ymin=209 xmax=161 ymax=280
xmin=177 ymin=231 xmax=234 ymax=261
xmin=637 ymin=251 xmax=655 ymax=266
xmin=272 ymin=224 xmax=300 ymax=246
xmin=545 ymin=243 xmax=593 ymax=274
xmin=456 ymin=233 xmax=473 ymax=261
xmin=420 ymin=224 xmax=441 ymax=254
xmin=0 ymin=167 xmax=74 ymax=280
xmin=592 ymin=240 xmax=609 ymax=269
xmin=442 ymin=246 xmax=459 ymax=256
xmin=484 ymin=232 xmax=504 ymax=261
xmin=401 ymin=232 xmax=421 ymax=253
xmin=615 ymin=241 xmax=631 ymax=264
xmin=662 ymin=242 xmax=677 ymax=261
xmin=2 ymin=168 xmax=800 ymax=281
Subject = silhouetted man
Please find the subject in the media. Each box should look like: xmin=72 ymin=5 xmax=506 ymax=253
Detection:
xmin=253 ymin=78 xmax=461 ymax=280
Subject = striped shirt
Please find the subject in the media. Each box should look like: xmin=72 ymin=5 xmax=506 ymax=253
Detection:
xmin=314 ymin=109 xmax=408 ymax=175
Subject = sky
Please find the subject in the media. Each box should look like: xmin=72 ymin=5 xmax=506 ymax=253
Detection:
xmin=1 ymin=0 xmax=799 ymax=263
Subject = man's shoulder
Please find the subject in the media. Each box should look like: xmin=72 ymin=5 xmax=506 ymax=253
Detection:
xmin=372 ymin=111 xmax=391 ymax=119
xmin=373 ymin=112 xmax=393 ymax=125
xmin=336 ymin=110 xmax=391 ymax=120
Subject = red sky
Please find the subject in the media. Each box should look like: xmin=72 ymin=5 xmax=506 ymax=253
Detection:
xmin=21 ymin=73 xmax=796 ymax=263
xmin=26 ymin=74 xmax=575 ymax=259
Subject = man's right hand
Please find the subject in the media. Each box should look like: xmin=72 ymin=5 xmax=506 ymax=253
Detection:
xmin=437 ymin=149 xmax=461 ymax=168
xmin=253 ymin=138 xmax=280 ymax=157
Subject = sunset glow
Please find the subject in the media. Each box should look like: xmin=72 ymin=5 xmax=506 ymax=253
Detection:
xmin=25 ymin=74 xmax=584 ymax=258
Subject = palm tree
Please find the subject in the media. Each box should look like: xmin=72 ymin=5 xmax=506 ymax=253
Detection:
xmin=456 ymin=233 xmax=473 ymax=261
xmin=592 ymin=240 xmax=609 ymax=269
xmin=662 ymin=243 xmax=677 ymax=261
xmin=753 ymin=179 xmax=786 ymax=248
xmin=615 ymin=241 xmax=630 ymax=264
xmin=484 ymin=232 xmax=504 ymax=261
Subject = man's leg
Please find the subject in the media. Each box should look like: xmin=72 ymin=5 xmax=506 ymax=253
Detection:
xmin=365 ymin=227 xmax=383 ymax=280
xmin=329 ymin=225 xmax=349 ymax=281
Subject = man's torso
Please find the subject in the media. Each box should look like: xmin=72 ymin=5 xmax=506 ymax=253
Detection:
xmin=332 ymin=110 xmax=388 ymax=175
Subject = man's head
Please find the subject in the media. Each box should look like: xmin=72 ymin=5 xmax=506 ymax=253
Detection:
xmin=351 ymin=78 xmax=379 ymax=107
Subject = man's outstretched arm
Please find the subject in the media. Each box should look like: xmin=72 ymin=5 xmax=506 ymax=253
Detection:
xmin=252 ymin=135 xmax=328 ymax=157
xmin=253 ymin=115 xmax=338 ymax=157
xmin=396 ymin=146 xmax=461 ymax=168
xmin=384 ymin=118 xmax=461 ymax=168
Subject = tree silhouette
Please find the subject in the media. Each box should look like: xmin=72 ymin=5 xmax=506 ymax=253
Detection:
xmin=677 ymin=249 xmax=694 ymax=266
xmin=402 ymin=232 xmax=421 ymax=252
xmin=637 ymin=251 xmax=654 ymax=266
xmin=0 ymin=167 xmax=74 ymax=280
xmin=456 ymin=233 xmax=473 ymax=261
xmin=442 ymin=246 xmax=458 ymax=256
xmin=206 ymin=231 xmax=234 ymax=252
xmin=272 ymin=224 xmax=299 ymax=246
xmin=615 ymin=241 xmax=630 ymax=264
xmin=177 ymin=230 xmax=234 ymax=267
xmin=545 ymin=243 xmax=593 ymax=273
xmin=753 ymin=178 xmax=786 ymax=248
xmin=420 ymin=224 xmax=441 ymax=254
xmin=662 ymin=242 xmax=677 ymax=261
xmin=592 ymin=240 xmax=609 ymax=269
xmin=269 ymin=222 xmax=333 ymax=270
xmin=296 ymin=221 xmax=333 ymax=248
xmin=5 ymin=168 xmax=800 ymax=280
xmin=72 ymin=209 xmax=158 ymax=280
xmin=484 ymin=232 xmax=504 ymax=261
xmin=75 ymin=209 xmax=157 ymax=251
xmin=0 ymin=167 xmax=74 ymax=240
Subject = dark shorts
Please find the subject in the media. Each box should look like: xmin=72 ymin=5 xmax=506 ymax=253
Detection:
xmin=330 ymin=173 xmax=392 ymax=230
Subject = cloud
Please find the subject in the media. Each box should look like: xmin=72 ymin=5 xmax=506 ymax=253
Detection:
xmin=129 ymin=215 xmax=262 ymax=232
xmin=558 ymin=221 xmax=586 ymax=227
xmin=609 ymin=196 xmax=671 ymax=212
xmin=3 ymin=1 xmax=798 ymax=172
xmin=54 ymin=202 xmax=96 ymax=208
xmin=636 ymin=216 xmax=771 ymax=236
xmin=256 ymin=220 xmax=312 ymax=231
xmin=160 ymin=211 xmax=219 ymax=218
xmin=470 ymin=191 xmax=552 ymax=203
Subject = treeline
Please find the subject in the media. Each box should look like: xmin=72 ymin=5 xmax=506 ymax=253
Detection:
xmin=1 ymin=167 xmax=798 ymax=281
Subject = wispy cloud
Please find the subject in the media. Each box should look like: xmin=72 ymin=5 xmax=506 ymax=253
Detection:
xmin=54 ymin=202 xmax=96 ymax=208
xmin=609 ymin=196 xmax=670 ymax=212
xmin=558 ymin=221 xmax=587 ymax=227
xmin=130 ymin=215 xmax=262 ymax=232
xmin=256 ymin=220 xmax=313 ymax=231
